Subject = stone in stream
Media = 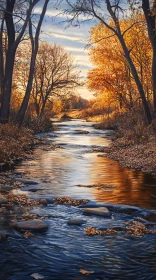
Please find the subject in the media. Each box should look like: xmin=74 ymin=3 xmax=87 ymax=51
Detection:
xmin=0 ymin=185 xmax=14 ymax=192
xmin=67 ymin=218 xmax=86 ymax=226
xmin=144 ymin=213 xmax=156 ymax=222
xmin=15 ymin=178 xmax=39 ymax=185
xmin=83 ymin=207 xmax=111 ymax=217
xmin=21 ymin=185 xmax=42 ymax=192
xmin=74 ymin=130 xmax=89 ymax=134
xmin=12 ymin=219 xmax=48 ymax=231
xmin=0 ymin=194 xmax=8 ymax=204
xmin=0 ymin=232 xmax=7 ymax=240
xmin=39 ymin=198 xmax=48 ymax=206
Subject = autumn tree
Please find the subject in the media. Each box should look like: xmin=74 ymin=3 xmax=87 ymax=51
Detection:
xmin=65 ymin=0 xmax=152 ymax=124
xmin=88 ymin=16 xmax=152 ymax=112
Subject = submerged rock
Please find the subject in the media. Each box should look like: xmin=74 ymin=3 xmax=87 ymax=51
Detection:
xmin=0 ymin=232 xmax=7 ymax=240
xmin=83 ymin=207 xmax=111 ymax=217
xmin=67 ymin=218 xmax=86 ymax=226
xmin=0 ymin=194 xmax=8 ymax=204
xmin=74 ymin=130 xmax=89 ymax=134
xmin=21 ymin=186 xmax=42 ymax=192
xmin=15 ymin=178 xmax=39 ymax=185
xmin=39 ymin=198 xmax=48 ymax=206
xmin=12 ymin=219 xmax=48 ymax=231
xmin=0 ymin=185 xmax=14 ymax=192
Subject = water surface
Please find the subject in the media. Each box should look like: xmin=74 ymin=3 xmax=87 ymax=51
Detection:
xmin=0 ymin=119 xmax=156 ymax=280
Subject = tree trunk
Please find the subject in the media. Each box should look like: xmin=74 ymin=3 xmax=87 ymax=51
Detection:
xmin=142 ymin=0 xmax=156 ymax=114
xmin=152 ymin=49 xmax=156 ymax=113
xmin=0 ymin=18 xmax=4 ymax=104
xmin=16 ymin=0 xmax=49 ymax=126
xmin=0 ymin=0 xmax=16 ymax=123
xmin=118 ymin=33 xmax=152 ymax=124
xmin=0 ymin=52 xmax=15 ymax=122
xmin=39 ymin=98 xmax=47 ymax=117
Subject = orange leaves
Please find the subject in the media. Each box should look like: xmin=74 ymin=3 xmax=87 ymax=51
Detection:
xmin=88 ymin=14 xmax=152 ymax=111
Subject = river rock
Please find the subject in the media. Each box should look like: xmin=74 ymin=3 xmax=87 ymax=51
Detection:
xmin=21 ymin=186 xmax=42 ymax=192
xmin=0 ymin=232 xmax=7 ymax=240
xmin=145 ymin=213 xmax=156 ymax=222
xmin=15 ymin=178 xmax=39 ymax=185
xmin=39 ymin=198 xmax=48 ymax=206
xmin=13 ymin=220 xmax=48 ymax=231
xmin=74 ymin=130 xmax=89 ymax=134
xmin=0 ymin=185 xmax=14 ymax=192
xmin=67 ymin=218 xmax=86 ymax=226
xmin=0 ymin=194 xmax=8 ymax=204
xmin=83 ymin=207 xmax=111 ymax=217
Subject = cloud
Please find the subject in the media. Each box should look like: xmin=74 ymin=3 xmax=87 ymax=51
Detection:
xmin=35 ymin=1 xmax=95 ymax=99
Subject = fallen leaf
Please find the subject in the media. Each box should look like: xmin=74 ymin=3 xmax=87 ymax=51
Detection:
xmin=30 ymin=273 xmax=44 ymax=279
xmin=80 ymin=269 xmax=94 ymax=275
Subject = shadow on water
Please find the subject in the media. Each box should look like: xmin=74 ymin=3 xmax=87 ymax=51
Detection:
xmin=0 ymin=119 xmax=156 ymax=280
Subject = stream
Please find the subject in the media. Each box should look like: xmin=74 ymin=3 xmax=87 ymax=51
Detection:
xmin=0 ymin=119 xmax=156 ymax=280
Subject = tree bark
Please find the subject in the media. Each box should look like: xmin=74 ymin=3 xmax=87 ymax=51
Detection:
xmin=142 ymin=0 xmax=156 ymax=114
xmin=0 ymin=0 xmax=16 ymax=122
xmin=0 ymin=17 xmax=4 ymax=104
xmin=0 ymin=0 xmax=40 ymax=123
xmin=118 ymin=33 xmax=152 ymax=124
xmin=16 ymin=0 xmax=49 ymax=126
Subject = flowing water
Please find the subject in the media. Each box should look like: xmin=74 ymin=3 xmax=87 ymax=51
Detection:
xmin=0 ymin=119 xmax=156 ymax=280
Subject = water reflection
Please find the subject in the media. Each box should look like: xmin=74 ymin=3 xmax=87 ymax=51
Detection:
xmin=16 ymin=119 xmax=156 ymax=209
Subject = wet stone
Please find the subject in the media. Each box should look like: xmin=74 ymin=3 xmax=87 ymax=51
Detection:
xmin=15 ymin=178 xmax=39 ymax=185
xmin=83 ymin=207 xmax=111 ymax=217
xmin=39 ymin=198 xmax=48 ymax=206
xmin=12 ymin=219 xmax=48 ymax=231
xmin=21 ymin=186 xmax=42 ymax=192
xmin=74 ymin=130 xmax=89 ymax=134
xmin=145 ymin=213 xmax=156 ymax=222
xmin=0 ymin=185 xmax=14 ymax=192
xmin=0 ymin=232 xmax=7 ymax=240
xmin=67 ymin=218 xmax=86 ymax=226
xmin=0 ymin=194 xmax=8 ymax=204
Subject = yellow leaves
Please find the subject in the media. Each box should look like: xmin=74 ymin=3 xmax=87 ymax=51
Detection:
xmin=126 ymin=221 xmax=156 ymax=237
xmin=88 ymin=14 xmax=152 ymax=110
xmin=8 ymin=194 xmax=39 ymax=207
xmin=85 ymin=227 xmax=117 ymax=235
xmin=54 ymin=196 xmax=89 ymax=206
xmin=23 ymin=231 xmax=34 ymax=238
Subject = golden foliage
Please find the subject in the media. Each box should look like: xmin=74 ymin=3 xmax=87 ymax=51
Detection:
xmin=88 ymin=15 xmax=152 ymax=111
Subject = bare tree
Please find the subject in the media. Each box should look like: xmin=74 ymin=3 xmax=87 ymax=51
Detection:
xmin=31 ymin=42 xmax=80 ymax=117
xmin=65 ymin=0 xmax=152 ymax=124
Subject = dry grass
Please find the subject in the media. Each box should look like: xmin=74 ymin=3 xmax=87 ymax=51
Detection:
xmin=91 ymin=109 xmax=156 ymax=173
xmin=0 ymin=124 xmax=38 ymax=165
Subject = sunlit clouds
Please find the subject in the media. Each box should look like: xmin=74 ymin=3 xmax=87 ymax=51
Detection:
xmin=35 ymin=2 xmax=94 ymax=99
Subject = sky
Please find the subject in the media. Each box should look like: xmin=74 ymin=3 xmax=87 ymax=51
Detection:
xmin=35 ymin=1 xmax=96 ymax=100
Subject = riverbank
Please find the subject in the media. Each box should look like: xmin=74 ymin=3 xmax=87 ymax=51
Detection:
xmin=99 ymin=140 xmax=156 ymax=174
xmin=94 ymin=119 xmax=156 ymax=174
xmin=0 ymin=118 xmax=54 ymax=169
